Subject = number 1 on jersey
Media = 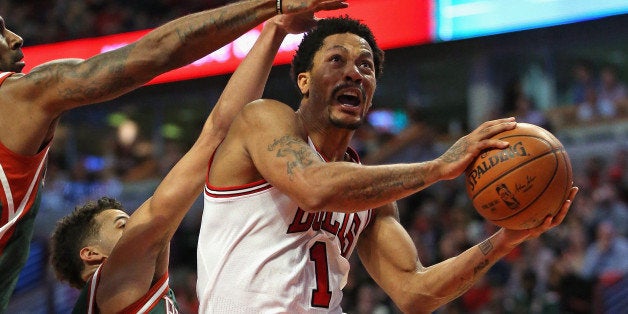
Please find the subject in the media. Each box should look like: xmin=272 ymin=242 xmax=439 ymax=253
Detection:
xmin=310 ymin=241 xmax=332 ymax=308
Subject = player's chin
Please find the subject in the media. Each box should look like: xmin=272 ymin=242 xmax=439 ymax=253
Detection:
xmin=13 ymin=61 xmax=25 ymax=73
xmin=330 ymin=115 xmax=363 ymax=130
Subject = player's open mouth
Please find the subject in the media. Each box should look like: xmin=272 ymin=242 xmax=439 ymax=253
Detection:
xmin=337 ymin=91 xmax=361 ymax=107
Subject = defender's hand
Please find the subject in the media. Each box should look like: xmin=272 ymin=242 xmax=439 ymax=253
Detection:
xmin=272 ymin=11 xmax=318 ymax=34
xmin=282 ymin=0 xmax=348 ymax=14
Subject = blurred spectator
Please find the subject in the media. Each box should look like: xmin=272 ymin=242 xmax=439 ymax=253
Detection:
xmin=510 ymin=94 xmax=551 ymax=130
xmin=597 ymin=65 xmax=628 ymax=117
xmin=503 ymin=268 xmax=560 ymax=314
xmin=588 ymin=181 xmax=628 ymax=237
xmin=607 ymin=147 xmax=627 ymax=200
xmin=362 ymin=104 xmax=439 ymax=166
xmin=580 ymin=220 xmax=628 ymax=281
xmin=566 ymin=60 xmax=597 ymax=106
xmin=7 ymin=0 xmax=240 ymax=45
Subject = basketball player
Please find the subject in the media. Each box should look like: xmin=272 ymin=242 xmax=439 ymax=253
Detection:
xmin=0 ymin=0 xmax=348 ymax=310
xmin=200 ymin=17 xmax=579 ymax=312
xmin=48 ymin=11 xmax=328 ymax=313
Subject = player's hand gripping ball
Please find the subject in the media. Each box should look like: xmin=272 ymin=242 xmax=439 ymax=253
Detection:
xmin=465 ymin=123 xmax=573 ymax=230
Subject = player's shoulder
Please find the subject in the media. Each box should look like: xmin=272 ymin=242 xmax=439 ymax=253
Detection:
xmin=241 ymin=98 xmax=296 ymax=120
xmin=0 ymin=72 xmax=24 ymax=86
xmin=245 ymin=98 xmax=292 ymax=110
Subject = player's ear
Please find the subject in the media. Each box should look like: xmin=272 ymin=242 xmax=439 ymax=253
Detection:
xmin=297 ymin=72 xmax=310 ymax=96
xmin=79 ymin=246 xmax=105 ymax=263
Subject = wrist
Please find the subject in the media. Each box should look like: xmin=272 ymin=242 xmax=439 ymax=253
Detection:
xmin=264 ymin=17 xmax=289 ymax=38
xmin=493 ymin=228 xmax=525 ymax=252
xmin=276 ymin=0 xmax=283 ymax=14
xmin=423 ymin=159 xmax=445 ymax=186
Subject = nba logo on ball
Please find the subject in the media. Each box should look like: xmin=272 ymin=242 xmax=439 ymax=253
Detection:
xmin=464 ymin=123 xmax=573 ymax=230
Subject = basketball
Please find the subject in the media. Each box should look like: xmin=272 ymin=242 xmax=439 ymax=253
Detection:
xmin=464 ymin=123 xmax=573 ymax=230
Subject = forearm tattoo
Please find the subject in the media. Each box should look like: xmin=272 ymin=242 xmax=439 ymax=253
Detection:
xmin=454 ymin=240 xmax=493 ymax=297
xmin=478 ymin=239 xmax=493 ymax=255
xmin=28 ymin=45 xmax=136 ymax=102
xmin=282 ymin=0 xmax=308 ymax=12
xmin=268 ymin=135 xmax=316 ymax=180
xmin=345 ymin=170 xmax=425 ymax=201
xmin=177 ymin=9 xmax=257 ymax=41
xmin=440 ymin=138 xmax=469 ymax=163
xmin=454 ymin=258 xmax=490 ymax=298
xmin=473 ymin=259 xmax=489 ymax=275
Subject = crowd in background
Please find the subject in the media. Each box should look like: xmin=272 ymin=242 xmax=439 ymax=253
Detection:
xmin=3 ymin=1 xmax=628 ymax=313
xmin=0 ymin=0 xmax=238 ymax=45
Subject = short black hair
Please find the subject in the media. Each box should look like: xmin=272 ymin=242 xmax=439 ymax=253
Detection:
xmin=49 ymin=197 xmax=124 ymax=289
xmin=290 ymin=16 xmax=384 ymax=87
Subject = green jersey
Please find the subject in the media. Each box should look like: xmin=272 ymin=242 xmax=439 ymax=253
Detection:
xmin=72 ymin=266 xmax=180 ymax=314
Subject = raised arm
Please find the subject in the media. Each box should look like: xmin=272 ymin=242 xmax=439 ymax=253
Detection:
xmin=9 ymin=1 xmax=346 ymax=111
xmin=0 ymin=1 xmax=347 ymax=156
xmin=94 ymin=13 xmax=320 ymax=313
xmin=357 ymin=187 xmax=578 ymax=313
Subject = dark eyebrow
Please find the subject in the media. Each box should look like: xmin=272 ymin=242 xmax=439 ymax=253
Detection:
xmin=326 ymin=45 xmax=348 ymax=53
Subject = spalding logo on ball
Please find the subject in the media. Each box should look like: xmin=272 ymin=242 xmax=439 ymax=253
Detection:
xmin=464 ymin=123 xmax=573 ymax=230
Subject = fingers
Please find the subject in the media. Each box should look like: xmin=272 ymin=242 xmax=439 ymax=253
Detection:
xmin=317 ymin=1 xmax=349 ymax=11
xmin=468 ymin=117 xmax=516 ymax=151
xmin=288 ymin=0 xmax=348 ymax=14
xmin=567 ymin=186 xmax=579 ymax=201
xmin=542 ymin=186 xmax=579 ymax=228
xmin=524 ymin=186 xmax=578 ymax=238
xmin=475 ymin=117 xmax=516 ymax=138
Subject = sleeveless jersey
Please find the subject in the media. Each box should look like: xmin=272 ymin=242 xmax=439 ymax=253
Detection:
xmin=197 ymin=138 xmax=373 ymax=313
xmin=72 ymin=265 xmax=180 ymax=314
xmin=0 ymin=71 xmax=50 ymax=312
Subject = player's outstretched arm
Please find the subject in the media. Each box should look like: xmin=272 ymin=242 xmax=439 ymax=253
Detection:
xmin=94 ymin=12 xmax=325 ymax=313
xmin=5 ymin=0 xmax=347 ymax=112
xmin=357 ymin=187 xmax=578 ymax=314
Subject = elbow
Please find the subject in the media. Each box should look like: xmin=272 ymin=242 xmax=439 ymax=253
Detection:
xmin=395 ymin=294 xmax=445 ymax=314
xmin=391 ymin=272 xmax=452 ymax=314
xmin=295 ymin=195 xmax=328 ymax=213
xmin=293 ymin=186 xmax=334 ymax=213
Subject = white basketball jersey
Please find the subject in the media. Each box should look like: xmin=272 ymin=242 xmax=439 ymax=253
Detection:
xmin=197 ymin=140 xmax=373 ymax=313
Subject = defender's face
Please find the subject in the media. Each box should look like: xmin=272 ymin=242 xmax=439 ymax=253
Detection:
xmin=0 ymin=16 xmax=25 ymax=73
xmin=299 ymin=33 xmax=377 ymax=130
xmin=92 ymin=209 xmax=129 ymax=257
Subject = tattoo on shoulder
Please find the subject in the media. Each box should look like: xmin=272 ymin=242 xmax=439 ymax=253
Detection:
xmin=267 ymin=135 xmax=317 ymax=180
xmin=479 ymin=239 xmax=493 ymax=255
xmin=440 ymin=139 xmax=469 ymax=163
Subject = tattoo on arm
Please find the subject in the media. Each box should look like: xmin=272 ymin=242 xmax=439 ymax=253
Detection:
xmin=454 ymin=258 xmax=490 ymax=297
xmin=176 ymin=1 xmax=267 ymax=43
xmin=473 ymin=259 xmax=489 ymax=275
xmin=346 ymin=170 xmax=425 ymax=201
xmin=268 ymin=135 xmax=317 ymax=180
xmin=453 ymin=240 xmax=494 ymax=297
xmin=176 ymin=11 xmax=257 ymax=42
xmin=27 ymin=45 xmax=137 ymax=102
xmin=478 ymin=239 xmax=493 ymax=255
xmin=440 ymin=139 xmax=469 ymax=163
xmin=282 ymin=0 xmax=308 ymax=13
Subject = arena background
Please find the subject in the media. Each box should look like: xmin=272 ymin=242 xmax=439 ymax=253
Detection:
xmin=4 ymin=1 xmax=628 ymax=313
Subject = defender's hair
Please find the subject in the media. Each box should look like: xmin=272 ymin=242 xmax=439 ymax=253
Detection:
xmin=49 ymin=197 xmax=124 ymax=289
